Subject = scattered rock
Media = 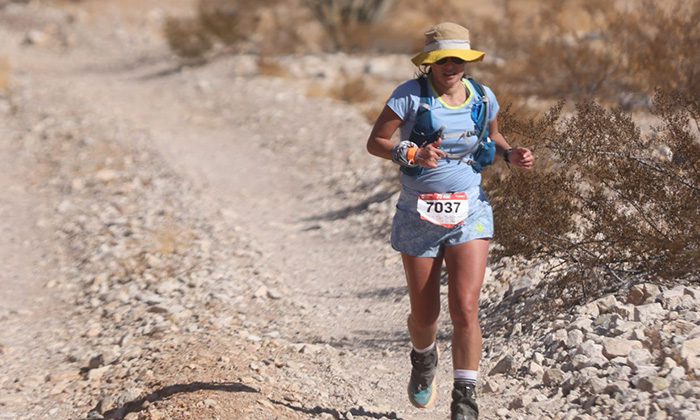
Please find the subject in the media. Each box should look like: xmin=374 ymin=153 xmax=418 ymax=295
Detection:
xmin=602 ymin=338 xmax=643 ymax=360
xmin=636 ymin=376 xmax=670 ymax=392
xmin=2 ymin=5 xmax=699 ymax=420
xmin=543 ymin=368 xmax=565 ymax=387
xmin=627 ymin=283 xmax=662 ymax=306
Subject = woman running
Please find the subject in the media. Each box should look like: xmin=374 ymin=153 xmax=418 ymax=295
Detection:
xmin=366 ymin=22 xmax=534 ymax=420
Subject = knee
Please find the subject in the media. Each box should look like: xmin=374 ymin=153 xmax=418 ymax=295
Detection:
xmin=450 ymin=303 xmax=479 ymax=330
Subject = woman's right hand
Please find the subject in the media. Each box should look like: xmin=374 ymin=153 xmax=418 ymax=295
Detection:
xmin=415 ymin=138 xmax=446 ymax=168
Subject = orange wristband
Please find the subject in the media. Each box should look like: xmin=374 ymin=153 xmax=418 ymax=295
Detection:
xmin=406 ymin=147 xmax=418 ymax=164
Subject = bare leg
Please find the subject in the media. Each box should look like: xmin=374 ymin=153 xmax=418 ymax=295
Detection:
xmin=401 ymin=252 xmax=444 ymax=349
xmin=444 ymin=239 xmax=489 ymax=370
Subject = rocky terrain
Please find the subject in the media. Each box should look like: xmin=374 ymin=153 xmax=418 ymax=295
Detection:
xmin=1 ymin=1 xmax=699 ymax=420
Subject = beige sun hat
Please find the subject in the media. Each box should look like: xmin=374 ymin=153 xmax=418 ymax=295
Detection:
xmin=411 ymin=22 xmax=485 ymax=67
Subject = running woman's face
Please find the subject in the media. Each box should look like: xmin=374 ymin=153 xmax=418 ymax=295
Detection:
xmin=430 ymin=57 xmax=465 ymax=87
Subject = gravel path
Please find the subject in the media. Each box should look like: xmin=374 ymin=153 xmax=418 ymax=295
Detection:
xmin=1 ymin=2 xmax=699 ymax=420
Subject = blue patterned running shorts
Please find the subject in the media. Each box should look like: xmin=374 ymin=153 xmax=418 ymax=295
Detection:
xmin=391 ymin=185 xmax=493 ymax=257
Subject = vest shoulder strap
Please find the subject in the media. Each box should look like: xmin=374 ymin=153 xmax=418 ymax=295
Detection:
xmin=466 ymin=77 xmax=485 ymax=99
xmin=417 ymin=75 xmax=430 ymax=104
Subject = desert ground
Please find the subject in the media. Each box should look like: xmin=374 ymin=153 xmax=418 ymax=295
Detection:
xmin=1 ymin=1 xmax=699 ymax=420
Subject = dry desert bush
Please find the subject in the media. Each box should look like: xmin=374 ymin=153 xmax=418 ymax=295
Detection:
xmin=302 ymin=0 xmax=394 ymax=51
xmin=487 ymin=89 xmax=700 ymax=310
xmin=610 ymin=0 xmax=700 ymax=97
xmin=479 ymin=0 xmax=700 ymax=107
xmin=163 ymin=0 xmax=400 ymax=61
xmin=164 ymin=0 xmax=309 ymax=62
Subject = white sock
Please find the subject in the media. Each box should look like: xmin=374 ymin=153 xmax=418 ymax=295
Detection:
xmin=413 ymin=342 xmax=436 ymax=354
xmin=454 ymin=369 xmax=478 ymax=385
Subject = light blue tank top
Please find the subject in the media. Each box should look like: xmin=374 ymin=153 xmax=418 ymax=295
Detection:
xmin=386 ymin=77 xmax=500 ymax=194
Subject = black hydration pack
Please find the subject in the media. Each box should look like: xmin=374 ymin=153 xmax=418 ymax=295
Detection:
xmin=401 ymin=75 xmax=495 ymax=176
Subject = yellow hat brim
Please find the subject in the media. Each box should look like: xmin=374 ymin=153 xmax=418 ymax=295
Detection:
xmin=411 ymin=49 xmax=485 ymax=67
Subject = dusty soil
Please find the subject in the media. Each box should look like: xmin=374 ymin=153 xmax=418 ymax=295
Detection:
xmin=0 ymin=1 xmax=492 ymax=419
xmin=2 ymin=2 xmax=699 ymax=420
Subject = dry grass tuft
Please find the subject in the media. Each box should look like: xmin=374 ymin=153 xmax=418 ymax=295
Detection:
xmin=302 ymin=0 xmax=393 ymax=51
xmin=164 ymin=15 xmax=213 ymax=63
xmin=256 ymin=56 xmax=289 ymax=78
xmin=305 ymin=83 xmax=330 ymax=99
xmin=331 ymin=76 xmax=373 ymax=103
xmin=609 ymin=0 xmax=700 ymax=96
xmin=154 ymin=225 xmax=194 ymax=255
xmin=164 ymin=0 xmax=279 ymax=63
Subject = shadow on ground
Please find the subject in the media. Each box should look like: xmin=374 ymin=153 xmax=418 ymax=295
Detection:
xmin=305 ymin=188 xmax=398 ymax=222
xmin=86 ymin=381 xmax=258 ymax=420
xmin=355 ymin=286 xmax=407 ymax=300
xmin=270 ymin=398 xmax=403 ymax=419
xmin=324 ymin=329 xmax=453 ymax=353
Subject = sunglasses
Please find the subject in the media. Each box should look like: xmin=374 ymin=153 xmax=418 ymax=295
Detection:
xmin=434 ymin=57 xmax=466 ymax=65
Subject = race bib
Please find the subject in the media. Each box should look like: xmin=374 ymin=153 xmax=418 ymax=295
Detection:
xmin=417 ymin=192 xmax=469 ymax=227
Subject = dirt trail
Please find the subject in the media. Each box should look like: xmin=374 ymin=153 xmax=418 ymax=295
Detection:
xmin=54 ymin=43 xmax=408 ymax=351
xmin=0 ymin=123 xmax=68 ymax=417
xmin=0 ymin=3 xmax=475 ymax=419
xmin=5 ymin=2 xmax=700 ymax=420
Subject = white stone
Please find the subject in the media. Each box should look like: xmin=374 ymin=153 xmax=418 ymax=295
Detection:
xmin=577 ymin=301 xmax=600 ymax=317
xmin=633 ymin=303 xmax=665 ymax=324
xmin=509 ymin=394 xmax=533 ymax=409
xmin=24 ymin=29 xmax=49 ymax=45
xmin=680 ymin=337 xmax=700 ymax=359
xmin=666 ymin=366 xmax=686 ymax=380
xmin=569 ymin=318 xmax=594 ymax=333
xmin=568 ymin=329 xmax=585 ymax=348
xmin=489 ymin=355 xmax=515 ymax=376
xmin=496 ymin=408 xmax=510 ymax=417
xmin=95 ymin=169 xmax=119 ymax=182
xmin=253 ymin=285 xmax=268 ymax=298
xmin=627 ymin=348 xmax=653 ymax=371
xmin=527 ymin=361 xmax=544 ymax=377
xmin=576 ymin=340 xmax=605 ymax=359
xmin=481 ymin=379 xmax=500 ymax=394
xmin=602 ymin=338 xmax=643 ymax=359
xmin=611 ymin=302 xmax=635 ymax=320
xmin=595 ymin=294 xmax=619 ymax=314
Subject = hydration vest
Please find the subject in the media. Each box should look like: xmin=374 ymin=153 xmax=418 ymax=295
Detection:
xmin=401 ymin=75 xmax=496 ymax=177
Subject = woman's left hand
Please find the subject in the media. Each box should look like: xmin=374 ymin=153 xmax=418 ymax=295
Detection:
xmin=508 ymin=147 xmax=534 ymax=169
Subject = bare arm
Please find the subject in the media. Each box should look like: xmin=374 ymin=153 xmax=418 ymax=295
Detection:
xmin=489 ymin=116 xmax=534 ymax=170
xmin=366 ymin=105 xmax=445 ymax=168
xmin=366 ymin=105 xmax=402 ymax=160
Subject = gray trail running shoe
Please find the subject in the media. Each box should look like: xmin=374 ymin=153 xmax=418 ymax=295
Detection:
xmin=451 ymin=382 xmax=479 ymax=420
xmin=407 ymin=346 xmax=439 ymax=408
